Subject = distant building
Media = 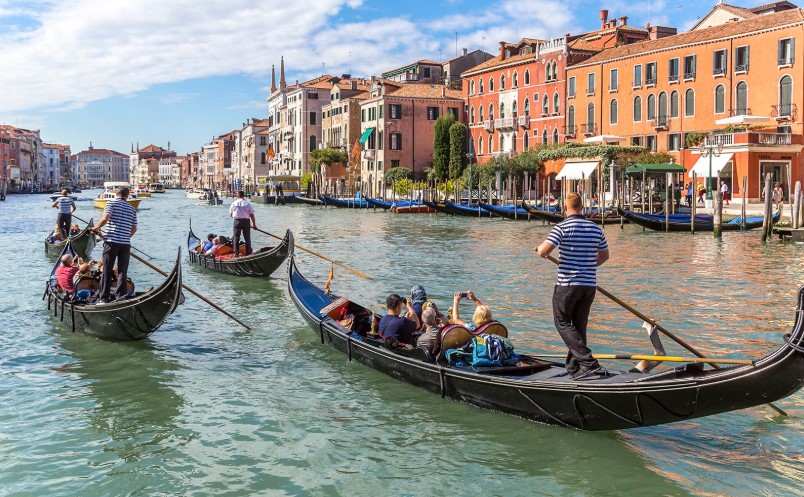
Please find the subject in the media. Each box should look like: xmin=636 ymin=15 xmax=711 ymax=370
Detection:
xmin=232 ymin=118 xmax=271 ymax=190
xmin=442 ymin=49 xmax=495 ymax=89
xmin=76 ymin=145 xmax=129 ymax=186
xmin=129 ymin=143 xmax=177 ymax=186
xmin=382 ymin=59 xmax=444 ymax=84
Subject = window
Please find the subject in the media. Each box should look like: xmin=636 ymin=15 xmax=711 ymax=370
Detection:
xmin=633 ymin=64 xmax=642 ymax=87
xmin=646 ymin=135 xmax=657 ymax=152
xmin=389 ymin=104 xmax=402 ymax=119
xmin=587 ymin=73 xmax=595 ymax=95
xmin=500 ymin=102 xmax=505 ymax=118
xmin=479 ymin=79 xmax=485 ymax=94
xmin=259 ymin=136 xmax=266 ymax=146
xmin=378 ymin=131 xmax=383 ymax=149
xmin=489 ymin=77 xmax=495 ymax=92
xmin=478 ymin=136 xmax=483 ymax=155
xmin=524 ymin=70 xmax=530 ymax=85
xmin=470 ymin=107 xmax=475 ymax=124
xmin=658 ymin=92 xmax=668 ymax=125
xmin=500 ymin=74 xmax=506 ymax=90
xmin=512 ymin=134 xmax=517 ymax=152
xmin=551 ymin=61 xmax=558 ymax=81
xmin=736 ymin=81 xmax=748 ymax=115
xmin=568 ymin=77 xmax=576 ymax=97
xmin=479 ymin=106 xmax=484 ymax=122
xmin=513 ymin=72 xmax=518 ymax=88
xmin=500 ymin=135 xmax=505 ymax=152
xmin=427 ymin=106 xmax=439 ymax=120
xmin=684 ymin=55 xmax=696 ymax=79
xmin=668 ymin=133 xmax=681 ymax=151
xmin=470 ymin=80 xmax=476 ymax=95
xmin=669 ymin=58 xmax=679 ymax=82
xmin=778 ymin=38 xmax=795 ymax=66
xmin=685 ymin=89 xmax=695 ymax=116
xmin=361 ymin=109 xmax=366 ymax=122
xmin=670 ymin=91 xmax=679 ymax=118
xmin=310 ymin=111 xmax=317 ymax=125
xmin=735 ymin=46 xmax=750 ymax=72
xmin=610 ymin=99 xmax=618 ymax=124
xmin=512 ymin=101 xmax=518 ymax=117
xmin=713 ymin=49 xmax=728 ymax=75
xmin=647 ymin=94 xmax=656 ymax=120
xmin=714 ymin=85 xmax=725 ymax=114
xmin=309 ymin=135 xmax=317 ymax=152
xmin=379 ymin=104 xmax=383 ymax=118
xmin=632 ymin=136 xmax=643 ymax=147
xmin=523 ymin=133 xmax=529 ymax=150
xmin=391 ymin=160 xmax=400 ymax=167
xmin=543 ymin=129 xmax=548 ymax=143
xmin=489 ymin=135 xmax=494 ymax=153
xmin=646 ymin=62 xmax=657 ymax=85
xmin=542 ymin=95 xmax=549 ymax=116
xmin=553 ymin=93 xmax=560 ymax=114
xmin=779 ymin=75 xmax=793 ymax=115
xmin=524 ymin=98 xmax=530 ymax=116
xmin=423 ymin=67 xmax=431 ymax=78
xmin=633 ymin=96 xmax=642 ymax=122
xmin=586 ymin=102 xmax=595 ymax=133
xmin=308 ymin=92 xmax=319 ymax=99
xmin=567 ymin=105 xmax=575 ymax=128
xmin=609 ymin=68 xmax=618 ymax=91
xmin=390 ymin=133 xmax=402 ymax=150
xmin=489 ymin=103 xmax=494 ymax=120
xmin=546 ymin=63 xmax=553 ymax=82
xmin=553 ymin=128 xmax=559 ymax=144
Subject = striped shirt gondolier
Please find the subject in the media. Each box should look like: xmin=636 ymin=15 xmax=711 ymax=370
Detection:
xmin=102 ymin=198 xmax=137 ymax=245
xmin=55 ymin=196 xmax=75 ymax=214
xmin=545 ymin=215 xmax=608 ymax=287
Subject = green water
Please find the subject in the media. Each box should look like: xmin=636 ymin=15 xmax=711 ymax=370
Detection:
xmin=0 ymin=191 xmax=802 ymax=496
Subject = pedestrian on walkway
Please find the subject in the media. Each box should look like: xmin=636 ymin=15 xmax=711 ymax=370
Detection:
xmin=720 ymin=181 xmax=730 ymax=206
xmin=91 ymin=186 xmax=137 ymax=303
xmin=229 ymin=190 xmax=256 ymax=256
xmin=772 ymin=183 xmax=784 ymax=212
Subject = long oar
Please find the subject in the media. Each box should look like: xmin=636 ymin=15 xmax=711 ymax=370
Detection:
xmin=543 ymin=254 xmax=788 ymax=417
xmin=533 ymin=353 xmax=754 ymax=366
xmin=252 ymin=227 xmax=373 ymax=280
xmin=73 ymin=214 xmax=155 ymax=260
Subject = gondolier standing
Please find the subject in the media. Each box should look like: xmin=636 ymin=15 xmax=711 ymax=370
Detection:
xmin=229 ymin=190 xmax=256 ymax=256
xmin=536 ymin=192 xmax=610 ymax=380
xmin=91 ymin=186 xmax=137 ymax=303
xmin=51 ymin=189 xmax=76 ymax=238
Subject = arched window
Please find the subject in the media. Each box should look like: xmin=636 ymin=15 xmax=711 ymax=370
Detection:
xmin=309 ymin=135 xmax=317 ymax=152
xmin=587 ymin=103 xmax=595 ymax=133
xmin=478 ymin=135 xmax=483 ymax=155
xmin=553 ymin=128 xmax=559 ymax=144
xmin=479 ymin=79 xmax=484 ymax=94
xmin=567 ymin=105 xmax=575 ymax=128
xmin=500 ymin=74 xmax=506 ymax=90
xmin=524 ymin=70 xmax=530 ymax=85
xmin=489 ymin=77 xmax=495 ymax=92
xmin=470 ymin=80 xmax=475 ymax=96
xmin=553 ymin=92 xmax=560 ymax=114
xmin=552 ymin=61 xmax=558 ymax=80
xmin=714 ymin=85 xmax=725 ymax=114
xmin=658 ymin=92 xmax=668 ymax=121
xmin=489 ymin=103 xmax=494 ymax=120
xmin=685 ymin=89 xmax=695 ymax=116
xmin=524 ymin=98 xmax=530 ymax=116
xmin=780 ymin=75 xmax=793 ymax=115
xmin=512 ymin=101 xmax=518 ymax=117
xmin=513 ymin=72 xmax=519 ymax=88
xmin=260 ymin=152 xmax=266 ymax=164
xmin=546 ymin=63 xmax=552 ymax=82
xmin=610 ymin=99 xmax=618 ymax=124
xmin=523 ymin=132 xmax=529 ymax=150
xmin=670 ymin=91 xmax=679 ymax=118
xmin=500 ymin=135 xmax=505 ymax=152
xmin=647 ymin=94 xmax=656 ymax=120
xmin=500 ymin=102 xmax=505 ymax=118
xmin=543 ymin=129 xmax=548 ymax=143
xmin=489 ymin=135 xmax=494 ymax=153
xmin=479 ymin=106 xmax=484 ymax=122
xmin=633 ymin=96 xmax=642 ymax=122
xmin=736 ymin=81 xmax=748 ymax=115
xmin=542 ymin=95 xmax=549 ymax=115
xmin=470 ymin=106 xmax=475 ymax=124
xmin=512 ymin=134 xmax=517 ymax=152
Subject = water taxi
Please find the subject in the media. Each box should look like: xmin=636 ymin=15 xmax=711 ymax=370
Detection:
xmin=93 ymin=182 xmax=142 ymax=210
xmin=258 ymin=175 xmax=302 ymax=204
xmin=134 ymin=184 xmax=152 ymax=198
xmin=149 ymin=182 xmax=166 ymax=193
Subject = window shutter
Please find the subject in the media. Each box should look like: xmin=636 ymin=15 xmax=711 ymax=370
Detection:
xmin=724 ymin=51 xmax=728 ymax=71
xmin=746 ymin=46 xmax=750 ymax=67
xmin=712 ymin=52 xmax=717 ymax=71
xmin=692 ymin=55 xmax=696 ymax=73
xmin=791 ymin=38 xmax=796 ymax=63
xmin=778 ymin=40 xmax=783 ymax=63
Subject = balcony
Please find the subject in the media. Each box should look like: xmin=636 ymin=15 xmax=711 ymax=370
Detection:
xmin=683 ymin=71 xmax=696 ymax=80
xmin=581 ymin=123 xmax=597 ymax=136
xmin=652 ymin=115 xmax=669 ymax=130
xmin=712 ymin=67 xmax=727 ymax=76
xmin=518 ymin=115 xmax=530 ymax=128
xmin=728 ymin=107 xmax=751 ymax=116
xmin=778 ymin=56 xmax=794 ymax=67
xmin=563 ymin=125 xmax=576 ymax=138
xmin=483 ymin=120 xmax=495 ymax=132
xmin=494 ymin=117 xmax=516 ymax=130
xmin=645 ymin=77 xmax=657 ymax=86
xmin=704 ymin=132 xmax=797 ymax=147
xmin=772 ymin=103 xmax=797 ymax=121
xmin=669 ymin=74 xmax=679 ymax=83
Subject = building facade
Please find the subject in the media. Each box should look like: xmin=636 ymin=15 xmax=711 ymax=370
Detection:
xmin=382 ymin=59 xmax=444 ymax=84
xmin=76 ymin=146 xmax=129 ymax=186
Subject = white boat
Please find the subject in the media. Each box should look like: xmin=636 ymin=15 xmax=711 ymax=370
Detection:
xmin=149 ymin=182 xmax=166 ymax=193
xmin=93 ymin=182 xmax=142 ymax=210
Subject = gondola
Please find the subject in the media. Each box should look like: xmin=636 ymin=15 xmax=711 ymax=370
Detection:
xmin=320 ymin=195 xmax=368 ymax=208
xmin=296 ymin=195 xmax=325 ymax=206
xmin=197 ymin=197 xmax=223 ymax=206
xmin=44 ymin=219 xmax=97 ymax=259
xmin=44 ymin=242 xmax=183 ymax=340
xmin=187 ymin=228 xmax=293 ymax=277
xmin=617 ymin=208 xmax=779 ymax=232
xmin=423 ymin=200 xmax=452 ymax=214
xmin=479 ymin=202 xmax=531 ymax=220
xmin=392 ymin=203 xmax=435 ymax=214
xmin=288 ymin=257 xmax=804 ymax=430
xmin=443 ymin=201 xmax=484 ymax=216
xmin=522 ymin=202 xmax=628 ymax=225
xmin=366 ymin=197 xmax=394 ymax=209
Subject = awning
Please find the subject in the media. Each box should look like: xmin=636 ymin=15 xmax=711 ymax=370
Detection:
xmin=688 ymin=153 xmax=734 ymax=178
xmin=625 ymin=163 xmax=686 ymax=176
xmin=359 ymin=127 xmax=375 ymax=145
xmin=556 ymin=161 xmax=599 ymax=180
xmin=715 ymin=115 xmax=770 ymax=125
xmin=583 ymin=135 xmax=625 ymax=143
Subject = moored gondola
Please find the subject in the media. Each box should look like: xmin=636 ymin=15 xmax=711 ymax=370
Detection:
xmin=44 ymin=219 xmax=97 ymax=259
xmin=423 ymin=200 xmax=452 ymax=214
xmin=296 ymin=195 xmax=325 ymax=206
xmin=479 ymin=202 xmax=530 ymax=220
xmin=443 ymin=201 xmax=484 ymax=216
xmin=522 ymin=202 xmax=628 ymax=225
xmin=45 ymin=243 xmax=183 ymax=340
xmin=287 ymin=256 xmax=804 ymax=430
xmin=617 ymin=207 xmax=778 ymax=232
xmin=320 ymin=195 xmax=368 ymax=208
xmin=187 ymin=228 xmax=292 ymax=277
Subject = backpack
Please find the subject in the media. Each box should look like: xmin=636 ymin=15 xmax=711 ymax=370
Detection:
xmin=445 ymin=333 xmax=520 ymax=367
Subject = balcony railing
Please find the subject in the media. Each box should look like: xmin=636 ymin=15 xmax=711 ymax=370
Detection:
xmin=728 ymin=107 xmax=751 ymax=116
xmin=735 ymin=64 xmax=749 ymax=72
xmin=758 ymin=133 xmax=792 ymax=145
xmin=483 ymin=120 xmax=495 ymax=132
xmin=669 ymin=74 xmax=679 ymax=83
xmin=704 ymin=132 xmax=795 ymax=146
xmin=704 ymin=134 xmax=733 ymax=147
xmin=494 ymin=117 xmax=516 ymax=130
xmin=683 ymin=71 xmax=696 ymax=80
xmin=778 ymin=56 xmax=794 ymax=66
xmin=518 ymin=115 xmax=530 ymax=128
xmin=563 ymin=125 xmax=577 ymax=137
xmin=772 ymin=103 xmax=797 ymax=120
xmin=652 ymin=115 xmax=669 ymax=130
xmin=713 ymin=67 xmax=727 ymax=76
xmin=645 ymin=77 xmax=657 ymax=86
xmin=581 ymin=123 xmax=597 ymax=136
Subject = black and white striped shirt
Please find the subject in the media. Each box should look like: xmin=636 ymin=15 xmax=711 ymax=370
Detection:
xmin=103 ymin=199 xmax=137 ymax=245
xmin=54 ymin=196 xmax=75 ymax=214
xmin=546 ymin=215 xmax=608 ymax=287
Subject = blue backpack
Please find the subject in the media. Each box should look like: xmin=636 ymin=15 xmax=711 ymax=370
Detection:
xmin=445 ymin=333 xmax=519 ymax=367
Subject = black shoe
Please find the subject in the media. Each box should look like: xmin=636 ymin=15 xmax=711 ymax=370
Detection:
xmin=571 ymin=366 xmax=607 ymax=380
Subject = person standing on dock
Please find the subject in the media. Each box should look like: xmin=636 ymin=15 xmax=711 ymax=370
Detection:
xmin=229 ymin=190 xmax=256 ymax=256
xmin=51 ymin=189 xmax=76 ymax=238
xmin=91 ymin=186 xmax=137 ymax=303
xmin=536 ymin=192 xmax=610 ymax=380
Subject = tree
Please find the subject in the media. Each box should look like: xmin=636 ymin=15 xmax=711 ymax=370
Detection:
xmin=384 ymin=166 xmax=413 ymax=185
xmin=309 ymin=148 xmax=348 ymax=173
xmin=448 ymin=122 xmax=468 ymax=180
xmin=432 ymin=114 xmax=455 ymax=180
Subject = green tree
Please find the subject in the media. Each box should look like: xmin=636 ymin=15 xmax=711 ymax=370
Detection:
xmin=384 ymin=166 xmax=413 ymax=185
xmin=448 ymin=122 xmax=468 ymax=180
xmin=432 ymin=114 xmax=455 ymax=180
xmin=300 ymin=173 xmax=312 ymax=191
xmin=310 ymin=148 xmax=348 ymax=173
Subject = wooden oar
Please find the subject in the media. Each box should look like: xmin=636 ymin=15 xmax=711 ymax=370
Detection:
xmin=252 ymin=227 xmax=372 ymax=280
xmin=534 ymin=353 xmax=755 ymax=366
xmin=543 ymin=254 xmax=788 ymax=417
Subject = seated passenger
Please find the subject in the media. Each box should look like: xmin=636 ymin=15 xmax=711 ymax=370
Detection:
xmin=416 ymin=306 xmax=441 ymax=352
xmin=70 ymin=224 xmax=80 ymax=236
xmin=55 ymin=254 xmax=82 ymax=294
xmin=204 ymin=237 xmax=221 ymax=257
xmin=408 ymin=285 xmax=446 ymax=330
xmin=203 ymin=233 xmax=216 ymax=252
xmin=379 ymin=294 xmax=421 ymax=347
xmin=72 ymin=260 xmax=97 ymax=300
xmin=451 ymin=291 xmax=493 ymax=331
xmin=48 ymin=225 xmax=63 ymax=243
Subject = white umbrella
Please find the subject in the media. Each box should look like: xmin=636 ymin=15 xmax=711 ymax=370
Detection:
xmin=715 ymin=115 xmax=770 ymax=125
xmin=583 ymin=135 xmax=625 ymax=143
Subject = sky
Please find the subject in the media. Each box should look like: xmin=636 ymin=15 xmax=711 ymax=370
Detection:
xmin=0 ymin=0 xmax=746 ymax=155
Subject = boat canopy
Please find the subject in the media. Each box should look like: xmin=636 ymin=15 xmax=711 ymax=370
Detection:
xmin=625 ymin=163 xmax=686 ymax=176
xmin=556 ymin=161 xmax=599 ymax=180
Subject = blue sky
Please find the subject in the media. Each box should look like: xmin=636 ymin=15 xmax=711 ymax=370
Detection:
xmin=0 ymin=0 xmax=739 ymax=155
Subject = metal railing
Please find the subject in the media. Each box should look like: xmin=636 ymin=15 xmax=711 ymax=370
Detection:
xmin=581 ymin=123 xmax=597 ymax=135
xmin=494 ymin=117 xmax=516 ymax=129
xmin=728 ymin=107 xmax=751 ymax=116
xmin=483 ymin=120 xmax=495 ymax=131
xmin=778 ymin=56 xmax=794 ymax=66
xmin=652 ymin=115 xmax=668 ymax=129
xmin=772 ymin=103 xmax=796 ymax=118
xmin=683 ymin=71 xmax=696 ymax=80
xmin=563 ymin=125 xmax=577 ymax=137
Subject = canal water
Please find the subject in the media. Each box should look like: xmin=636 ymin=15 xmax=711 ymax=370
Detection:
xmin=1 ymin=191 xmax=802 ymax=496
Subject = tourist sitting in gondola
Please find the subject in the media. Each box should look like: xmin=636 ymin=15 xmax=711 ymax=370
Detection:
xmin=55 ymin=254 xmax=83 ymax=294
xmin=204 ymin=237 xmax=222 ymax=257
xmin=203 ymin=233 xmax=216 ymax=252
xmin=451 ymin=291 xmax=493 ymax=331
xmin=408 ymin=285 xmax=445 ymax=329
xmin=72 ymin=260 xmax=98 ymax=300
xmin=70 ymin=224 xmax=80 ymax=236
xmin=379 ymin=294 xmax=421 ymax=348
xmin=47 ymin=225 xmax=63 ymax=243
xmin=416 ymin=305 xmax=442 ymax=352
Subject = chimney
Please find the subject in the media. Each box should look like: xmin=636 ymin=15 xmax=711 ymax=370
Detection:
xmin=619 ymin=16 xmax=628 ymax=26
xmin=462 ymin=48 xmax=467 ymax=56
xmin=499 ymin=41 xmax=506 ymax=60
xmin=270 ymin=64 xmax=277 ymax=92
xmin=351 ymin=80 xmax=357 ymax=90
xmin=600 ymin=9 xmax=609 ymax=29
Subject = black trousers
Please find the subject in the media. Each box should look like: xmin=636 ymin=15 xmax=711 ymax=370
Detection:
xmin=552 ymin=285 xmax=600 ymax=373
xmin=233 ymin=218 xmax=252 ymax=255
xmin=57 ymin=213 xmax=71 ymax=238
xmin=99 ymin=242 xmax=131 ymax=300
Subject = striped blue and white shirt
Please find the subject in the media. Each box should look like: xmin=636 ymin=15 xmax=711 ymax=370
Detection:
xmin=103 ymin=199 xmax=137 ymax=245
xmin=546 ymin=215 xmax=608 ymax=287
xmin=55 ymin=196 xmax=75 ymax=214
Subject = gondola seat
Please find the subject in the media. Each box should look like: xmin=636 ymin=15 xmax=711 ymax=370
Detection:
xmin=436 ymin=324 xmax=472 ymax=363
xmin=472 ymin=321 xmax=508 ymax=338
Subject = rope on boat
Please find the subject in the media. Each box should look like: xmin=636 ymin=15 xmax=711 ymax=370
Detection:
xmin=784 ymin=333 xmax=804 ymax=354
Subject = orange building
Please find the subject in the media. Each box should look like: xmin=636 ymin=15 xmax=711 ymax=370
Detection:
xmin=566 ymin=2 xmax=804 ymax=201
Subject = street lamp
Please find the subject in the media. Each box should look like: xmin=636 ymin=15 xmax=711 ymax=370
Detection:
xmin=698 ymin=132 xmax=723 ymax=201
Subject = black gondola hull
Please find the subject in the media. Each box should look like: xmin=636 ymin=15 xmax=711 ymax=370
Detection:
xmin=288 ymin=256 xmax=804 ymax=430
xmin=617 ymin=208 xmax=776 ymax=232
xmin=44 ymin=220 xmax=97 ymax=259
xmin=187 ymin=228 xmax=292 ymax=277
